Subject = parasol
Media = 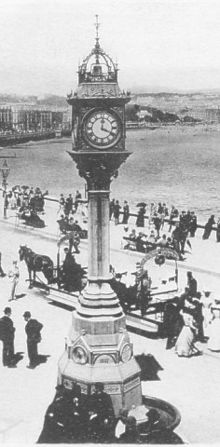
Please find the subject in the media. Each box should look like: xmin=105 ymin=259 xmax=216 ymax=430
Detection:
xmin=136 ymin=202 xmax=147 ymax=207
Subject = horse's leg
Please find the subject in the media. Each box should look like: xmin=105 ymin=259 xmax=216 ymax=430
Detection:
xmin=28 ymin=267 xmax=33 ymax=288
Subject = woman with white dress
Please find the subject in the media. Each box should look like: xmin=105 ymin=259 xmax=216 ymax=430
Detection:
xmin=175 ymin=310 xmax=200 ymax=357
xmin=208 ymin=306 xmax=220 ymax=352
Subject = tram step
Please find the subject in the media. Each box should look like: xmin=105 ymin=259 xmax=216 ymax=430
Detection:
xmin=45 ymin=287 xmax=79 ymax=308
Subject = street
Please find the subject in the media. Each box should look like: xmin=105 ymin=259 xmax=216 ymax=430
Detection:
xmin=0 ymin=222 xmax=220 ymax=443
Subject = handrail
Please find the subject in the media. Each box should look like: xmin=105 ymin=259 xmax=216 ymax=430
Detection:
xmin=43 ymin=195 xmax=217 ymax=232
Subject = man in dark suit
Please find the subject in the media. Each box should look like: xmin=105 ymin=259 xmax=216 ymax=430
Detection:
xmin=83 ymin=382 xmax=115 ymax=442
xmin=23 ymin=311 xmax=43 ymax=368
xmin=187 ymin=271 xmax=197 ymax=297
xmin=0 ymin=307 xmax=15 ymax=367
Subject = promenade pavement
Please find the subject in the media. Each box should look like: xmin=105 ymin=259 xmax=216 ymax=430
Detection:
xmin=0 ymin=198 xmax=220 ymax=444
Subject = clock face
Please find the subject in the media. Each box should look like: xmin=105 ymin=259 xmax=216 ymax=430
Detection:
xmin=72 ymin=346 xmax=88 ymax=364
xmin=121 ymin=344 xmax=132 ymax=363
xmin=82 ymin=109 xmax=122 ymax=149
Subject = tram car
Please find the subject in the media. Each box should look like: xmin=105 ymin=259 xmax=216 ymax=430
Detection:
xmin=19 ymin=244 xmax=179 ymax=337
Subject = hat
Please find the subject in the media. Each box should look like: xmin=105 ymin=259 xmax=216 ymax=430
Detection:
xmin=119 ymin=408 xmax=129 ymax=418
xmin=55 ymin=384 xmax=65 ymax=392
xmin=23 ymin=311 xmax=31 ymax=318
xmin=4 ymin=307 xmax=11 ymax=314
xmin=95 ymin=382 xmax=104 ymax=391
xmin=126 ymin=416 xmax=137 ymax=427
xmin=115 ymin=273 xmax=122 ymax=279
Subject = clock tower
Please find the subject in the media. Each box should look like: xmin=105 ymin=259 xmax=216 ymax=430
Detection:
xmin=58 ymin=16 xmax=142 ymax=416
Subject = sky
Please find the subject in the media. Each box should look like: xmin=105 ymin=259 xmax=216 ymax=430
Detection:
xmin=1 ymin=0 xmax=220 ymax=96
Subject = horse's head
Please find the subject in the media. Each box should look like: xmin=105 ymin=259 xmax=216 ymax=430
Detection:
xmin=19 ymin=245 xmax=32 ymax=262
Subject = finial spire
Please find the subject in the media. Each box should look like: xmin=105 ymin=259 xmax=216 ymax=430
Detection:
xmin=95 ymin=14 xmax=100 ymax=45
xmin=94 ymin=14 xmax=101 ymax=64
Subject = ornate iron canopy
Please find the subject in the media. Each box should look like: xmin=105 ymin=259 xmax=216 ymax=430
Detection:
xmin=78 ymin=15 xmax=118 ymax=84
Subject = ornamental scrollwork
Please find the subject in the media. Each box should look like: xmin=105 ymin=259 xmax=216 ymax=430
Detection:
xmin=69 ymin=152 xmax=129 ymax=190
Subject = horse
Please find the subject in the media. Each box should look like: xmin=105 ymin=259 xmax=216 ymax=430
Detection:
xmin=19 ymin=245 xmax=54 ymax=288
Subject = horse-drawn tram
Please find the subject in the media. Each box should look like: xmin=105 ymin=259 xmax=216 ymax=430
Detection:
xmin=19 ymin=245 xmax=179 ymax=337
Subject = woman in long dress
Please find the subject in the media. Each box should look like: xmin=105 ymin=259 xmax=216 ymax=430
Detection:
xmin=200 ymin=291 xmax=213 ymax=338
xmin=208 ymin=307 xmax=220 ymax=352
xmin=175 ymin=310 xmax=199 ymax=357
xmin=202 ymin=215 xmax=215 ymax=240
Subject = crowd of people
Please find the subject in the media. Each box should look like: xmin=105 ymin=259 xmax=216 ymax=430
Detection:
xmin=110 ymin=198 xmax=220 ymax=244
xmin=38 ymin=381 xmax=163 ymax=444
xmin=163 ymin=271 xmax=220 ymax=357
xmin=57 ymin=190 xmax=83 ymax=217
xmin=111 ymin=262 xmax=220 ymax=357
xmin=6 ymin=185 xmax=48 ymax=214
xmin=5 ymin=187 xmax=220 ymax=247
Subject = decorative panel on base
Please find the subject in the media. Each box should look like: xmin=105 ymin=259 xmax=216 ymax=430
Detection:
xmin=58 ymin=311 xmax=142 ymax=417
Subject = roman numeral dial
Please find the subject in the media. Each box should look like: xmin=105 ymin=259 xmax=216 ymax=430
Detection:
xmin=82 ymin=109 xmax=122 ymax=149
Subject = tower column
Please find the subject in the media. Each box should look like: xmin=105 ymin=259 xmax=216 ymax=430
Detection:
xmin=58 ymin=22 xmax=143 ymax=417
xmin=88 ymin=190 xmax=110 ymax=280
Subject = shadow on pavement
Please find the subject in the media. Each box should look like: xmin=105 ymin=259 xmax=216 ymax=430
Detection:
xmin=28 ymin=355 xmax=51 ymax=369
xmin=144 ymin=429 xmax=185 ymax=444
xmin=135 ymin=353 xmax=163 ymax=381
xmin=35 ymin=354 xmax=51 ymax=367
xmin=13 ymin=351 xmax=24 ymax=366
xmin=15 ymin=293 xmax=26 ymax=300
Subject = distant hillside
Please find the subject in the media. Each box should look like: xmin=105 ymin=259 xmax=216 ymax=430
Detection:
xmin=131 ymin=91 xmax=220 ymax=114
xmin=125 ymin=103 xmax=199 ymax=123
xmin=0 ymin=93 xmax=68 ymax=108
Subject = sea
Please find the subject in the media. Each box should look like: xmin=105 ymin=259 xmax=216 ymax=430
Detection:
xmin=3 ymin=125 xmax=220 ymax=223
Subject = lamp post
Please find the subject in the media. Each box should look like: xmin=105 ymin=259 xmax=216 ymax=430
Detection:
xmin=1 ymin=160 xmax=10 ymax=219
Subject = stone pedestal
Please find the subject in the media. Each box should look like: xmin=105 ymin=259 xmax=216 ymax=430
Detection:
xmin=58 ymin=309 xmax=142 ymax=416
xmin=57 ymin=152 xmax=142 ymax=416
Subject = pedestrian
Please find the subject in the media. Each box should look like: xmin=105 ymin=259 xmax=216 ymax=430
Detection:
xmin=189 ymin=212 xmax=197 ymax=237
xmin=75 ymin=190 xmax=82 ymax=210
xmin=163 ymin=298 xmax=182 ymax=349
xmin=8 ymin=260 xmax=20 ymax=301
xmin=187 ymin=271 xmax=197 ymax=297
xmin=23 ymin=311 xmax=43 ymax=368
xmin=153 ymin=214 xmax=162 ymax=237
xmin=109 ymin=198 xmax=115 ymax=220
xmin=57 ymin=194 xmax=65 ymax=215
xmin=192 ymin=293 xmax=205 ymax=342
xmin=114 ymin=408 xmax=129 ymax=440
xmin=0 ymin=307 xmax=16 ymax=367
xmin=175 ymin=309 xmax=201 ymax=357
xmin=202 ymin=215 xmax=215 ymax=240
xmin=83 ymin=382 xmax=114 ymax=442
xmin=122 ymin=201 xmax=130 ymax=225
xmin=136 ymin=270 xmax=152 ymax=316
xmin=136 ymin=205 xmax=146 ymax=227
xmin=208 ymin=306 xmax=220 ymax=352
xmin=201 ymin=291 xmax=213 ymax=337
xmin=168 ymin=205 xmax=178 ymax=232
xmin=216 ymin=218 xmax=220 ymax=242
xmin=119 ymin=416 xmax=140 ymax=443
xmin=69 ymin=230 xmax=80 ymax=254
xmin=0 ymin=252 xmax=6 ymax=277
xmin=113 ymin=200 xmax=121 ymax=225
xmin=172 ymin=223 xmax=184 ymax=260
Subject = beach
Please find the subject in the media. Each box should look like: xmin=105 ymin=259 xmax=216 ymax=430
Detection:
xmin=4 ymin=124 xmax=220 ymax=223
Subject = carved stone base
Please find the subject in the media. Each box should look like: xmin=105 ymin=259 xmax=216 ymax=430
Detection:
xmin=57 ymin=310 xmax=142 ymax=416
